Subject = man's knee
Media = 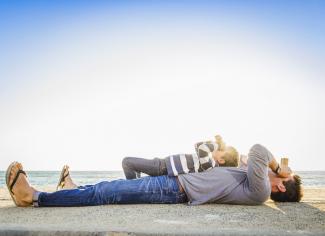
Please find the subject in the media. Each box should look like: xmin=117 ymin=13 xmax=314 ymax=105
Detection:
xmin=122 ymin=157 xmax=133 ymax=169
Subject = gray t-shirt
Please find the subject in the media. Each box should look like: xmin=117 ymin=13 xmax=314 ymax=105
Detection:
xmin=178 ymin=144 xmax=272 ymax=205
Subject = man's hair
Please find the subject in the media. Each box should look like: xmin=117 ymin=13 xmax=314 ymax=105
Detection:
xmin=270 ymin=175 xmax=303 ymax=202
xmin=219 ymin=146 xmax=239 ymax=167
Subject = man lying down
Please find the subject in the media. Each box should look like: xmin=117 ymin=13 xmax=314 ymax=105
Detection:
xmin=6 ymin=144 xmax=303 ymax=207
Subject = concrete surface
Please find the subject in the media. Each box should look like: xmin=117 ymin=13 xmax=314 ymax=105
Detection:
xmin=0 ymin=187 xmax=324 ymax=236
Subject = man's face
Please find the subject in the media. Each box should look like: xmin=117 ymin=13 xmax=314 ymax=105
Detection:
xmin=269 ymin=171 xmax=294 ymax=193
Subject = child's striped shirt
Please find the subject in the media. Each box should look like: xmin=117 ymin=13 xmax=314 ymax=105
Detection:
xmin=165 ymin=141 xmax=219 ymax=176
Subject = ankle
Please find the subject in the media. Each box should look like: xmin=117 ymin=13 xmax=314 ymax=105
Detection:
xmin=21 ymin=187 xmax=36 ymax=205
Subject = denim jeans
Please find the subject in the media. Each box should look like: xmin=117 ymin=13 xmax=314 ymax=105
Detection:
xmin=36 ymin=175 xmax=187 ymax=207
xmin=122 ymin=157 xmax=168 ymax=179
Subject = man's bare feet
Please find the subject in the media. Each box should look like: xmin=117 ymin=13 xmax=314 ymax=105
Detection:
xmin=7 ymin=162 xmax=36 ymax=207
xmin=62 ymin=173 xmax=78 ymax=190
xmin=57 ymin=165 xmax=78 ymax=190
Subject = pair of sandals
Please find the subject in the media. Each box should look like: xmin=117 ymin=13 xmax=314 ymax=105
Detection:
xmin=5 ymin=162 xmax=70 ymax=206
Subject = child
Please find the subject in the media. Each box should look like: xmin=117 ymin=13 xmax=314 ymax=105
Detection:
xmin=122 ymin=135 xmax=239 ymax=179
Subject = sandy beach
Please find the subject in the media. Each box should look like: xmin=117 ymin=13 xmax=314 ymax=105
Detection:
xmin=0 ymin=186 xmax=324 ymax=236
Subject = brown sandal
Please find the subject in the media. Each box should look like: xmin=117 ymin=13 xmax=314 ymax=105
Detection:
xmin=6 ymin=162 xmax=27 ymax=206
xmin=56 ymin=165 xmax=69 ymax=190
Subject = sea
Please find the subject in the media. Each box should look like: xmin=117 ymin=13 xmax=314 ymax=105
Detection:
xmin=0 ymin=171 xmax=325 ymax=188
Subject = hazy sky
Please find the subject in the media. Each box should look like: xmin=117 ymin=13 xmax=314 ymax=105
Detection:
xmin=0 ymin=1 xmax=324 ymax=171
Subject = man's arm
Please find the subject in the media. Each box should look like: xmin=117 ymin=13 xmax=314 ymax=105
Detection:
xmin=268 ymin=155 xmax=292 ymax=178
xmin=247 ymin=144 xmax=273 ymax=193
xmin=243 ymin=148 xmax=292 ymax=176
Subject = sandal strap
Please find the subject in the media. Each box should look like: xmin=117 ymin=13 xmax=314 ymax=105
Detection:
xmin=10 ymin=169 xmax=27 ymax=194
xmin=63 ymin=172 xmax=69 ymax=180
xmin=59 ymin=172 xmax=69 ymax=188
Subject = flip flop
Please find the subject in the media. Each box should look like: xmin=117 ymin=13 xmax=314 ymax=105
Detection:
xmin=56 ymin=165 xmax=69 ymax=191
xmin=6 ymin=161 xmax=27 ymax=206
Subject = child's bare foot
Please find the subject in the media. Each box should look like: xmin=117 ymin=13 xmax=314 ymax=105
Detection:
xmin=57 ymin=165 xmax=78 ymax=190
xmin=6 ymin=162 xmax=35 ymax=207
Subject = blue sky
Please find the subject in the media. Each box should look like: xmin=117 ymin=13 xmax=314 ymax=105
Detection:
xmin=0 ymin=1 xmax=324 ymax=171
xmin=1 ymin=1 xmax=324 ymax=91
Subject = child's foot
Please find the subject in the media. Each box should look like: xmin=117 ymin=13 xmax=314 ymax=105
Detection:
xmin=57 ymin=165 xmax=78 ymax=190
xmin=6 ymin=162 xmax=35 ymax=207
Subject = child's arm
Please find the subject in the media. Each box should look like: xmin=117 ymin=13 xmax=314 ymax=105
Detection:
xmin=194 ymin=140 xmax=213 ymax=155
xmin=194 ymin=142 xmax=203 ymax=154
xmin=194 ymin=134 xmax=225 ymax=154
xmin=196 ymin=142 xmax=219 ymax=170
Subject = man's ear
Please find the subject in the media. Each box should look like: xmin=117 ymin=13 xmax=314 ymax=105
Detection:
xmin=277 ymin=182 xmax=286 ymax=193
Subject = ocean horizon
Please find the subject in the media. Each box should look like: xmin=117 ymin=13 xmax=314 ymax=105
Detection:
xmin=1 ymin=170 xmax=325 ymax=188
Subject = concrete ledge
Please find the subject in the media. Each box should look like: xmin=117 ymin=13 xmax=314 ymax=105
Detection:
xmin=0 ymin=229 xmax=324 ymax=236
xmin=1 ymin=188 xmax=324 ymax=236
xmin=0 ymin=230 xmax=112 ymax=236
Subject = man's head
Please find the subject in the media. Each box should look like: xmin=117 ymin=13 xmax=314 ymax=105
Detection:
xmin=269 ymin=172 xmax=303 ymax=202
xmin=214 ymin=146 xmax=239 ymax=167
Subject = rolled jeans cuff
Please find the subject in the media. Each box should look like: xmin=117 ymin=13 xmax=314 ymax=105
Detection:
xmin=32 ymin=191 xmax=41 ymax=207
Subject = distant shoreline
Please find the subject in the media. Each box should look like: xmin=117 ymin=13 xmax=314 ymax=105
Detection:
xmin=1 ymin=171 xmax=325 ymax=189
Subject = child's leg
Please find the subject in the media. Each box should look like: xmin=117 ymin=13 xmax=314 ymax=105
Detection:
xmin=122 ymin=157 xmax=167 ymax=179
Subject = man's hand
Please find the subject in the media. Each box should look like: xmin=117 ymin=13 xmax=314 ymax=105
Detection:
xmin=277 ymin=166 xmax=293 ymax=178
xmin=269 ymin=157 xmax=293 ymax=178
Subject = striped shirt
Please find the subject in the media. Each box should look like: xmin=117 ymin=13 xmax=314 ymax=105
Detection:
xmin=165 ymin=142 xmax=219 ymax=176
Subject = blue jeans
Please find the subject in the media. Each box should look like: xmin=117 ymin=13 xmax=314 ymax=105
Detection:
xmin=36 ymin=175 xmax=187 ymax=207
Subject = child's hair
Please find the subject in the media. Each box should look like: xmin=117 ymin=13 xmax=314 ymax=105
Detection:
xmin=220 ymin=146 xmax=239 ymax=167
